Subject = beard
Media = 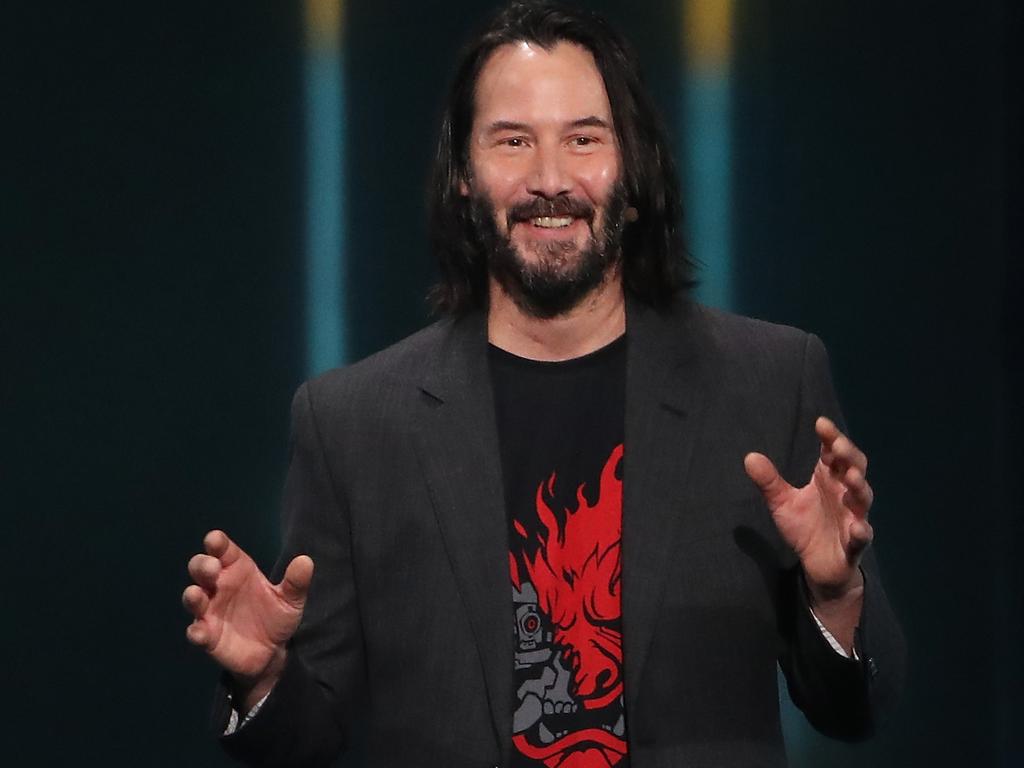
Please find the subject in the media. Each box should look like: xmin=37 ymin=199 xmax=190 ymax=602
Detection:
xmin=467 ymin=183 xmax=629 ymax=319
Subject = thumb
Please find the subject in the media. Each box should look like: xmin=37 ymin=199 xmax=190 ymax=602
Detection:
xmin=743 ymin=452 xmax=792 ymax=510
xmin=278 ymin=555 xmax=315 ymax=607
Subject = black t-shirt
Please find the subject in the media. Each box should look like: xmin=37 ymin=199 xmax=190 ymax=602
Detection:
xmin=489 ymin=335 xmax=630 ymax=768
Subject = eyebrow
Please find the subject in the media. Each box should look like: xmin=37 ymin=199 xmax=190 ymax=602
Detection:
xmin=483 ymin=115 xmax=613 ymax=135
xmin=484 ymin=120 xmax=531 ymax=134
xmin=569 ymin=116 xmax=612 ymax=130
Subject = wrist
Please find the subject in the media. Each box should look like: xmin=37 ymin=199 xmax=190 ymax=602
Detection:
xmin=232 ymin=646 xmax=288 ymax=712
xmin=804 ymin=567 xmax=864 ymax=608
xmin=803 ymin=569 xmax=865 ymax=656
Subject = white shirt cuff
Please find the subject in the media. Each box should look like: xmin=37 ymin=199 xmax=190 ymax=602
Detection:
xmin=223 ymin=690 xmax=271 ymax=735
xmin=809 ymin=606 xmax=859 ymax=660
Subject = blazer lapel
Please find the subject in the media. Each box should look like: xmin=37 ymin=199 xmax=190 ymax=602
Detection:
xmin=622 ymin=299 xmax=710 ymax=719
xmin=411 ymin=312 xmax=513 ymax=765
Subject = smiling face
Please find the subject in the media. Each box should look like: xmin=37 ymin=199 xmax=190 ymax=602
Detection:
xmin=463 ymin=41 xmax=627 ymax=317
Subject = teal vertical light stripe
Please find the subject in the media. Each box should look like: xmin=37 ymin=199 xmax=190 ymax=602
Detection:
xmin=304 ymin=32 xmax=346 ymax=375
xmin=683 ymin=73 xmax=733 ymax=310
xmin=685 ymin=55 xmax=811 ymax=765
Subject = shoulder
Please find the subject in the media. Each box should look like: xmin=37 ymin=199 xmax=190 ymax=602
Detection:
xmin=305 ymin=317 xmax=454 ymax=401
xmin=630 ymin=299 xmax=836 ymax=420
xmin=303 ymin=319 xmax=455 ymax=422
xmin=691 ymin=302 xmax=812 ymax=354
xmin=709 ymin=304 xmax=826 ymax=377
xmin=645 ymin=299 xmax=822 ymax=371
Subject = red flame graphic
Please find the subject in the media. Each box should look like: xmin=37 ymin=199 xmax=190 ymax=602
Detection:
xmin=515 ymin=444 xmax=625 ymax=711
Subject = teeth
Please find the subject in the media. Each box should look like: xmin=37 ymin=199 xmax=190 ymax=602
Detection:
xmin=613 ymin=714 xmax=625 ymax=737
xmin=532 ymin=216 xmax=573 ymax=228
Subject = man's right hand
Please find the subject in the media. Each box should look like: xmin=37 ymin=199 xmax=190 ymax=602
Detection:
xmin=183 ymin=530 xmax=314 ymax=711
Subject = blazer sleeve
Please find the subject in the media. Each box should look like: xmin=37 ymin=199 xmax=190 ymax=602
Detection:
xmin=216 ymin=382 xmax=367 ymax=767
xmin=777 ymin=333 xmax=906 ymax=741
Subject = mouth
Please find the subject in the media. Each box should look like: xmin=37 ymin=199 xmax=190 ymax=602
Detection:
xmin=530 ymin=216 xmax=575 ymax=229
xmin=513 ymin=216 xmax=590 ymax=241
xmin=507 ymin=197 xmax=595 ymax=239
xmin=513 ymin=695 xmax=627 ymax=763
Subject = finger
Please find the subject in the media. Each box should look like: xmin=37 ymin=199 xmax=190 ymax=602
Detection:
xmin=817 ymin=418 xmax=842 ymax=471
xmin=187 ymin=553 xmax=222 ymax=589
xmin=841 ymin=466 xmax=874 ymax=515
xmin=743 ymin=452 xmax=793 ymax=509
xmin=826 ymin=434 xmax=867 ymax=474
xmin=815 ymin=416 xmax=841 ymax=445
xmin=818 ymin=425 xmax=868 ymax=483
xmin=279 ymin=555 xmax=315 ymax=607
xmin=182 ymin=584 xmax=210 ymax=618
xmin=816 ymin=417 xmax=847 ymax=464
xmin=185 ymin=620 xmax=211 ymax=648
xmin=848 ymin=518 xmax=874 ymax=557
xmin=204 ymin=529 xmax=243 ymax=567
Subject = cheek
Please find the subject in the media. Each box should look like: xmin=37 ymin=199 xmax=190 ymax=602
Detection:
xmin=469 ymin=145 xmax=527 ymax=198
xmin=578 ymin=157 xmax=621 ymax=203
xmin=478 ymin=165 xmax=526 ymax=200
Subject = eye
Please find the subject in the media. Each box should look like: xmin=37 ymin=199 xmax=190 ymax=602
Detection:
xmin=571 ymin=135 xmax=597 ymax=147
xmin=501 ymin=136 xmax=528 ymax=148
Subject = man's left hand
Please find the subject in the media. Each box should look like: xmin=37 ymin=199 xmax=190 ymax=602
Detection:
xmin=743 ymin=416 xmax=873 ymax=604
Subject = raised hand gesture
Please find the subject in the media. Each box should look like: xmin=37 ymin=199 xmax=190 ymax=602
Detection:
xmin=183 ymin=530 xmax=314 ymax=708
xmin=743 ymin=417 xmax=873 ymax=651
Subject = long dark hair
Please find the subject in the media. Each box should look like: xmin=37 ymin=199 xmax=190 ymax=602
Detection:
xmin=428 ymin=0 xmax=693 ymax=315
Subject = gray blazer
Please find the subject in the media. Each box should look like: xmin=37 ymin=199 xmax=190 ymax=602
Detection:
xmin=219 ymin=299 xmax=905 ymax=767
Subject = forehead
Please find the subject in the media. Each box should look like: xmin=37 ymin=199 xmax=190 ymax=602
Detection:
xmin=473 ymin=41 xmax=613 ymax=129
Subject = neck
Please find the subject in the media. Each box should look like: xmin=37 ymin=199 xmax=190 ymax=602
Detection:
xmin=486 ymin=272 xmax=626 ymax=361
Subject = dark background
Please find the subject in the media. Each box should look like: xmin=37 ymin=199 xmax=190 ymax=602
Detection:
xmin=6 ymin=1 xmax=1021 ymax=765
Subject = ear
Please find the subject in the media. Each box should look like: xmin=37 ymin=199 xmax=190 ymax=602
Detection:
xmin=458 ymin=179 xmax=470 ymax=197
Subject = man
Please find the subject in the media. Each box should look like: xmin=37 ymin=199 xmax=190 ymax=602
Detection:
xmin=183 ymin=2 xmax=904 ymax=766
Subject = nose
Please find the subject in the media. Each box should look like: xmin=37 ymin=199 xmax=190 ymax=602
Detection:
xmin=526 ymin=145 xmax=572 ymax=199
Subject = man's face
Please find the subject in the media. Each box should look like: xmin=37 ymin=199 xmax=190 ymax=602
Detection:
xmin=463 ymin=41 xmax=626 ymax=317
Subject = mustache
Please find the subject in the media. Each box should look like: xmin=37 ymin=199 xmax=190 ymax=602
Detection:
xmin=507 ymin=197 xmax=595 ymax=225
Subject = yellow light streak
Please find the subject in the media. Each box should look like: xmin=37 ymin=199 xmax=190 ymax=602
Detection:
xmin=682 ymin=0 xmax=734 ymax=73
xmin=305 ymin=0 xmax=344 ymax=51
